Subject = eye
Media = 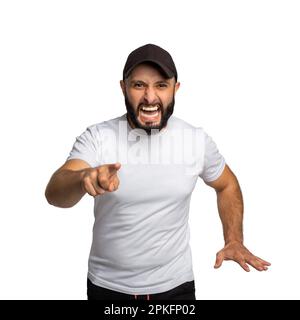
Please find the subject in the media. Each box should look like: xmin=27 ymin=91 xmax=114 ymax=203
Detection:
xmin=158 ymin=83 xmax=168 ymax=88
xmin=134 ymin=83 xmax=144 ymax=88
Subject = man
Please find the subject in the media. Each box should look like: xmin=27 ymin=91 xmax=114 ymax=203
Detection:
xmin=45 ymin=44 xmax=271 ymax=300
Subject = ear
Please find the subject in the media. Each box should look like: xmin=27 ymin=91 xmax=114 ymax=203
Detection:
xmin=174 ymin=81 xmax=180 ymax=94
xmin=120 ymin=80 xmax=126 ymax=96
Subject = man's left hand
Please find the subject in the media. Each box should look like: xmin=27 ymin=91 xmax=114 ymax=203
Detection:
xmin=214 ymin=241 xmax=271 ymax=272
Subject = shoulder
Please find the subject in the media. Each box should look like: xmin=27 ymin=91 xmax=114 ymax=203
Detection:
xmin=85 ymin=114 xmax=126 ymax=136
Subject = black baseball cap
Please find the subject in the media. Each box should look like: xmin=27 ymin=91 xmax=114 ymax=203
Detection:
xmin=123 ymin=44 xmax=178 ymax=81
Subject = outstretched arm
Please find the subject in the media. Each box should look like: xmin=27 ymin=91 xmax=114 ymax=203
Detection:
xmin=45 ymin=159 xmax=121 ymax=208
xmin=205 ymin=164 xmax=271 ymax=272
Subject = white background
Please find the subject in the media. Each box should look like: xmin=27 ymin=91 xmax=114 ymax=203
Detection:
xmin=0 ymin=0 xmax=299 ymax=300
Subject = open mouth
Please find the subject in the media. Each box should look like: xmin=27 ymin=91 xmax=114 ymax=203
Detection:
xmin=138 ymin=104 xmax=161 ymax=125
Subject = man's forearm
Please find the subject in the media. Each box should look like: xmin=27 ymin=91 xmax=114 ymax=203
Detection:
xmin=216 ymin=181 xmax=244 ymax=244
xmin=45 ymin=169 xmax=86 ymax=208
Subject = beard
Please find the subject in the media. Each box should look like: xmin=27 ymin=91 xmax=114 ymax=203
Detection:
xmin=124 ymin=93 xmax=175 ymax=135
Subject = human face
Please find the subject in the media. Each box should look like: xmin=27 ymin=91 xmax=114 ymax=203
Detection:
xmin=120 ymin=63 xmax=180 ymax=134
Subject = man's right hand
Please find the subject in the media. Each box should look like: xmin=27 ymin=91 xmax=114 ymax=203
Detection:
xmin=81 ymin=162 xmax=121 ymax=197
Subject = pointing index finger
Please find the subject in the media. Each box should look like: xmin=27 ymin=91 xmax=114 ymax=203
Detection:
xmin=107 ymin=162 xmax=121 ymax=173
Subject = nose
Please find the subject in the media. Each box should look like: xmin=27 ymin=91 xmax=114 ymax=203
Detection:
xmin=143 ymin=86 xmax=158 ymax=105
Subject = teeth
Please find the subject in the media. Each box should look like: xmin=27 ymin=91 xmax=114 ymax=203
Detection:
xmin=141 ymin=105 xmax=159 ymax=111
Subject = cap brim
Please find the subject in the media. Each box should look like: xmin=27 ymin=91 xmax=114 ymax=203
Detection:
xmin=124 ymin=59 xmax=174 ymax=79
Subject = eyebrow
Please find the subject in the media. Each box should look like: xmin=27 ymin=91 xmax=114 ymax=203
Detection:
xmin=130 ymin=79 xmax=171 ymax=85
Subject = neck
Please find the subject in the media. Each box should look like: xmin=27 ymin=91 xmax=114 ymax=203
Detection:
xmin=126 ymin=113 xmax=136 ymax=130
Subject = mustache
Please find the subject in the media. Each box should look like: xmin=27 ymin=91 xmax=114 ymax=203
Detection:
xmin=138 ymin=102 xmax=161 ymax=106
xmin=124 ymin=93 xmax=175 ymax=135
xmin=137 ymin=103 xmax=162 ymax=110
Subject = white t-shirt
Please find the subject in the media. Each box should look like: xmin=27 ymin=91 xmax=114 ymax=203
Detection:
xmin=67 ymin=113 xmax=225 ymax=294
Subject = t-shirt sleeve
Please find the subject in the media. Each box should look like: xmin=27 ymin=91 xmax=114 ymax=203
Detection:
xmin=66 ymin=126 xmax=100 ymax=168
xmin=199 ymin=131 xmax=226 ymax=182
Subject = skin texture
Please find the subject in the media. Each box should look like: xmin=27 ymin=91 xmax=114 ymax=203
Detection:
xmin=45 ymin=63 xmax=271 ymax=272
xmin=206 ymin=164 xmax=271 ymax=271
xmin=45 ymin=159 xmax=121 ymax=208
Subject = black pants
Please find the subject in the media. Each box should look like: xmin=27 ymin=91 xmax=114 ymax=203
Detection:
xmin=87 ymin=279 xmax=196 ymax=300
